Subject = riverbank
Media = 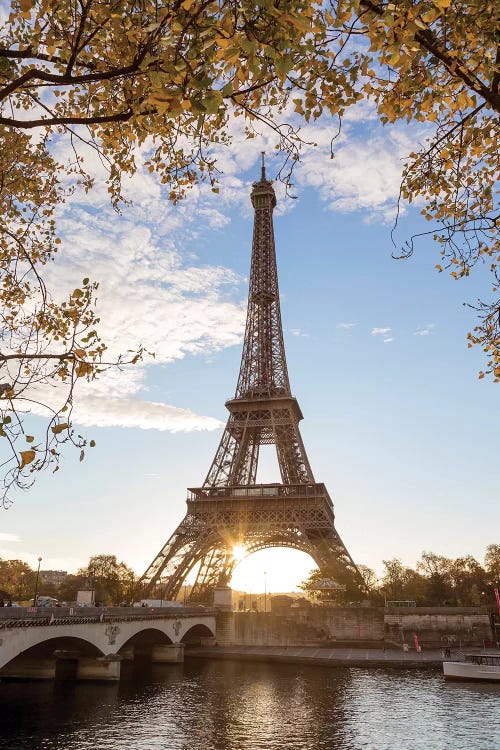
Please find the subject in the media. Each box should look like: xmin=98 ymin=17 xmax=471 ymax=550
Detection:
xmin=185 ymin=645 xmax=446 ymax=668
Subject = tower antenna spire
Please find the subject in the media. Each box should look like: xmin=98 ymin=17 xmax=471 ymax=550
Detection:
xmin=261 ymin=151 xmax=266 ymax=180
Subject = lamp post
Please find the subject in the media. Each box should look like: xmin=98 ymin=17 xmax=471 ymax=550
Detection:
xmin=33 ymin=556 xmax=42 ymax=606
xmin=18 ymin=571 xmax=25 ymax=601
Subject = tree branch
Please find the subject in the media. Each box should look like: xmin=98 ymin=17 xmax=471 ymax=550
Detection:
xmin=0 ymin=109 xmax=135 ymax=128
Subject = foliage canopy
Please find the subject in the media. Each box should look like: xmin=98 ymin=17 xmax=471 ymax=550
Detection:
xmin=0 ymin=0 xmax=498 ymax=501
xmin=302 ymin=544 xmax=500 ymax=606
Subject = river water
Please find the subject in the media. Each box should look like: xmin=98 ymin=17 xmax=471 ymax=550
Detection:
xmin=0 ymin=660 xmax=499 ymax=750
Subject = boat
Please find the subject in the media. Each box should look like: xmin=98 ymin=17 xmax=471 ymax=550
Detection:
xmin=443 ymin=652 xmax=500 ymax=682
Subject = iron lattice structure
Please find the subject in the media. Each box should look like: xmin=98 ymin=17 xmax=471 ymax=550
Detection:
xmin=139 ymin=158 xmax=363 ymax=604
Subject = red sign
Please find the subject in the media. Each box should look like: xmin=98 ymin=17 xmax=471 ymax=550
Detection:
xmin=494 ymin=588 xmax=500 ymax=615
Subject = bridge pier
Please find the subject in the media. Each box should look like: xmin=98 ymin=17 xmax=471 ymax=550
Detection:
xmin=77 ymin=654 xmax=122 ymax=681
xmin=151 ymin=643 xmax=184 ymax=663
xmin=0 ymin=657 xmax=56 ymax=680
xmin=215 ymin=611 xmax=235 ymax=646
xmin=200 ymin=636 xmax=217 ymax=647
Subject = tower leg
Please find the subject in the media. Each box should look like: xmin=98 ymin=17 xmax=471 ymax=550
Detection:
xmin=189 ymin=545 xmax=235 ymax=604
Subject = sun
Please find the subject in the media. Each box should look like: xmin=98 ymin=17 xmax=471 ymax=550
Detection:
xmin=232 ymin=543 xmax=247 ymax=562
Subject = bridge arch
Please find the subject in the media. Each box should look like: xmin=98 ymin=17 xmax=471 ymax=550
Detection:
xmin=118 ymin=627 xmax=173 ymax=653
xmin=181 ymin=623 xmax=215 ymax=645
xmin=0 ymin=635 xmax=104 ymax=677
xmin=237 ymin=535 xmax=319 ymax=562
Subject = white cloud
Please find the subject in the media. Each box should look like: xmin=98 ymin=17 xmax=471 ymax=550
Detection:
xmin=17 ymin=142 xmax=249 ymax=432
xmin=0 ymin=533 xmax=20 ymax=543
xmin=290 ymin=328 xmax=309 ymax=337
xmin=73 ymin=395 xmax=223 ymax=431
xmin=16 ymin=113 xmax=421 ymax=433
xmin=295 ymin=126 xmax=413 ymax=222
xmin=414 ymin=324 xmax=435 ymax=336
xmin=383 ymin=337 xmax=394 ymax=343
xmin=372 ymin=327 xmax=392 ymax=335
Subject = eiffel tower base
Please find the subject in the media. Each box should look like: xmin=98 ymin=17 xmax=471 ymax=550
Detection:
xmin=140 ymin=485 xmax=363 ymax=605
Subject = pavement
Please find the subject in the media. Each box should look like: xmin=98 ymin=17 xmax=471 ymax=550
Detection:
xmin=185 ymin=645 xmax=447 ymax=668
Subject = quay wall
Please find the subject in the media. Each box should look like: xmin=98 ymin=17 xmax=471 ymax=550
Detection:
xmin=220 ymin=607 xmax=494 ymax=648
xmin=229 ymin=608 xmax=384 ymax=646
xmin=384 ymin=607 xmax=493 ymax=648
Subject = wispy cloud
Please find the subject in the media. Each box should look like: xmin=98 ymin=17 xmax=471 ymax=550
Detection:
xmin=19 ymin=140 xmax=249 ymax=433
xmin=73 ymin=396 xmax=223 ymax=431
xmin=414 ymin=324 xmax=435 ymax=337
xmin=24 ymin=114 xmax=416 ymax=433
xmin=296 ymin=122 xmax=414 ymax=222
xmin=0 ymin=533 xmax=21 ymax=543
xmin=383 ymin=337 xmax=394 ymax=343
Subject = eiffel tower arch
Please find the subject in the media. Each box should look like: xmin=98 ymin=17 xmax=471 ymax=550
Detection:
xmin=138 ymin=156 xmax=364 ymax=604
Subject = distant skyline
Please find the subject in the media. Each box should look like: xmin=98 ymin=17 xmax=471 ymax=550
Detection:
xmin=1 ymin=105 xmax=498 ymax=593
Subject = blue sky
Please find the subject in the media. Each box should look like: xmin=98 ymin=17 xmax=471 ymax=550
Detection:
xmin=1 ymin=107 xmax=498 ymax=594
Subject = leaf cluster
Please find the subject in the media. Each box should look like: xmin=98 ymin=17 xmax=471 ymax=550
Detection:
xmin=0 ymin=0 xmax=499 ymax=502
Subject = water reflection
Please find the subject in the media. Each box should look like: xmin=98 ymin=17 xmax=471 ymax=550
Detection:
xmin=0 ymin=661 xmax=499 ymax=750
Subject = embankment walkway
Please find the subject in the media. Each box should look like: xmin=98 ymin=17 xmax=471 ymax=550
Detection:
xmin=186 ymin=645 xmax=447 ymax=668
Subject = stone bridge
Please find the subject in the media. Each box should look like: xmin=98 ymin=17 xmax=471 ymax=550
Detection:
xmin=0 ymin=606 xmax=216 ymax=681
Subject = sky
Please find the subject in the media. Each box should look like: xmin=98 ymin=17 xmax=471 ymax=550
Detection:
xmin=1 ymin=97 xmax=498 ymax=596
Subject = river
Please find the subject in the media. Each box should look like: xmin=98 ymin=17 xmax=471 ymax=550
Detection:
xmin=0 ymin=660 xmax=499 ymax=749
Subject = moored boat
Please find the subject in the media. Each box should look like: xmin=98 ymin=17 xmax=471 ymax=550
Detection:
xmin=443 ymin=652 xmax=500 ymax=682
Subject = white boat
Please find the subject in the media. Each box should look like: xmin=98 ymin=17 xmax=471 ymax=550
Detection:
xmin=443 ymin=652 xmax=500 ymax=682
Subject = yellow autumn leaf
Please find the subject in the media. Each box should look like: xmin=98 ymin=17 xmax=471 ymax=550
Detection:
xmin=76 ymin=362 xmax=93 ymax=377
xmin=19 ymin=450 xmax=36 ymax=468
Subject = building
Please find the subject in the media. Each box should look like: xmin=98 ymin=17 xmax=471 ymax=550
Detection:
xmin=40 ymin=570 xmax=68 ymax=587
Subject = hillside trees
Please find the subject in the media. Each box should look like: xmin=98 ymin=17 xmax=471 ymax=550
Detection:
xmin=379 ymin=548 xmax=496 ymax=606
xmin=0 ymin=0 xmax=498 ymax=502
xmin=0 ymin=557 xmax=35 ymax=599
xmin=485 ymin=544 xmax=500 ymax=587
xmin=75 ymin=554 xmax=136 ymax=604
xmin=301 ymin=546 xmax=499 ymax=606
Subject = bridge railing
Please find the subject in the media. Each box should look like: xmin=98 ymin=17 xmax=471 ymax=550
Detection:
xmin=0 ymin=605 xmax=215 ymax=629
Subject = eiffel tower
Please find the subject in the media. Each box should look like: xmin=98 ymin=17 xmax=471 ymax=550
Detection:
xmin=139 ymin=156 xmax=363 ymax=603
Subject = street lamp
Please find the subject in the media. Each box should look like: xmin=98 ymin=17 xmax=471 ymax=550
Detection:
xmin=33 ymin=556 xmax=42 ymax=606
xmin=18 ymin=571 xmax=25 ymax=601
